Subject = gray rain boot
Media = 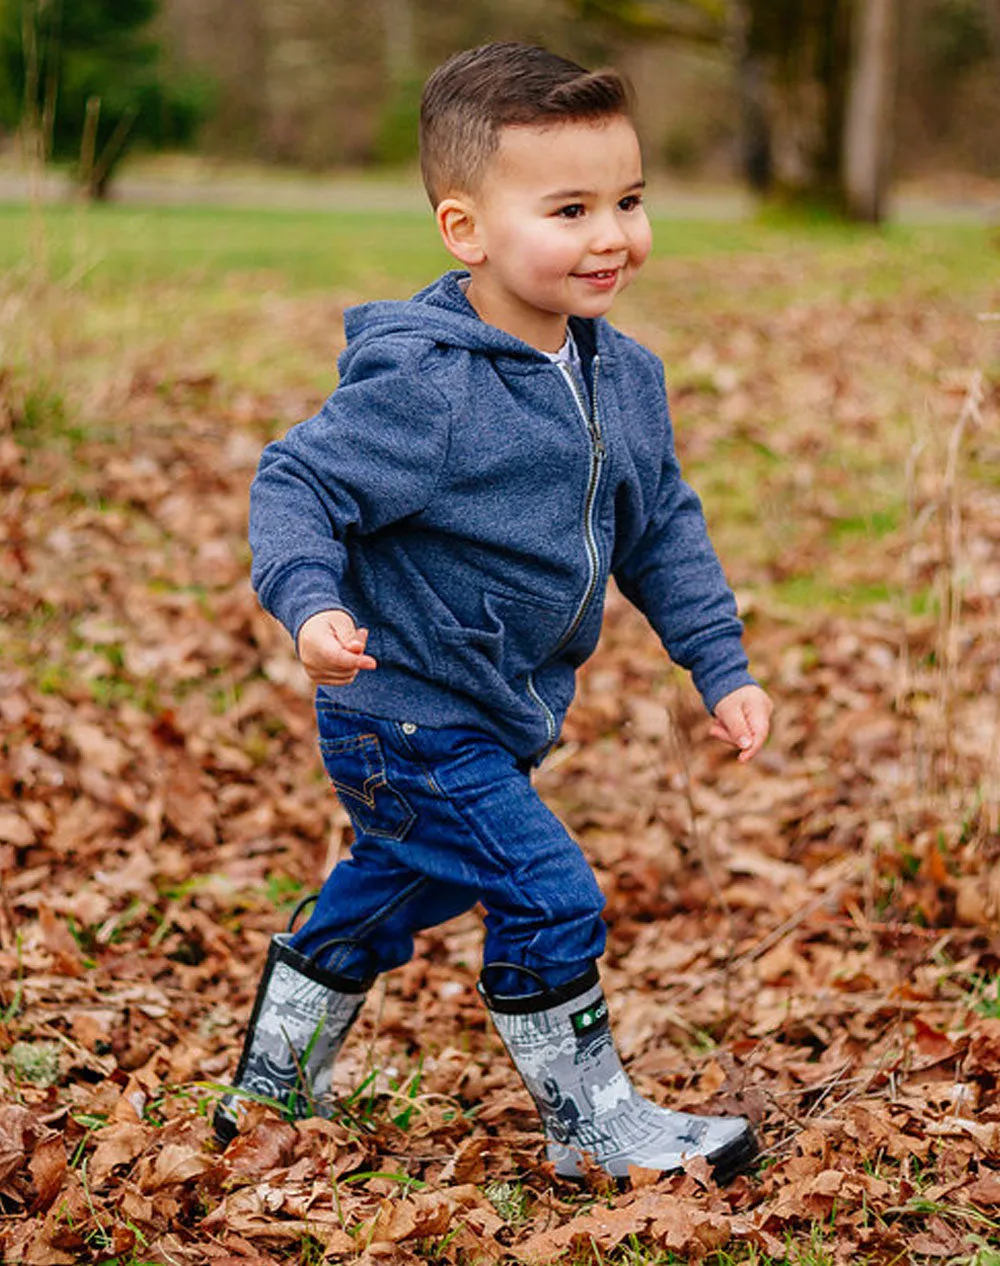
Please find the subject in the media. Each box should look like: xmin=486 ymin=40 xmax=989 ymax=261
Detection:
xmin=213 ymin=931 xmax=372 ymax=1146
xmin=480 ymin=963 xmax=758 ymax=1183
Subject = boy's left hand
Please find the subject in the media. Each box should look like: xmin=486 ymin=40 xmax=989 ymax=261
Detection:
xmin=709 ymin=685 xmax=772 ymax=762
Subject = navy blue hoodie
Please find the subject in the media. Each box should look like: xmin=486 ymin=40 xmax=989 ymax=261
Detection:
xmin=249 ymin=271 xmax=754 ymax=761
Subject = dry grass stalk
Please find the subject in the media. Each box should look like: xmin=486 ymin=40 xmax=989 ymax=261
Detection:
xmin=899 ymin=355 xmax=990 ymax=853
xmin=664 ymin=685 xmax=737 ymax=1014
xmin=938 ymin=370 xmax=984 ymax=796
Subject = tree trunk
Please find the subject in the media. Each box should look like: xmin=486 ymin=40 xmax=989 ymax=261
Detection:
xmin=381 ymin=0 xmax=415 ymax=87
xmin=842 ymin=0 xmax=898 ymax=222
xmin=985 ymin=0 xmax=1000 ymax=88
xmin=730 ymin=0 xmax=773 ymax=192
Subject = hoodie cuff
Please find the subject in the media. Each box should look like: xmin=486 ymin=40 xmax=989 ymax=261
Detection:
xmin=691 ymin=637 xmax=757 ymax=714
xmin=262 ymin=562 xmax=350 ymax=646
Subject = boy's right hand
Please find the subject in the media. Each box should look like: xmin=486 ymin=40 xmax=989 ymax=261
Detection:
xmin=296 ymin=609 xmax=378 ymax=686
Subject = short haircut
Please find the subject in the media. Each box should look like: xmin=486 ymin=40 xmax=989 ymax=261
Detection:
xmin=419 ymin=42 xmax=633 ymax=206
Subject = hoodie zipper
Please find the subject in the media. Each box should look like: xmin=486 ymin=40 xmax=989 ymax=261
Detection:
xmin=525 ymin=355 xmax=606 ymax=749
xmin=556 ymin=356 xmax=606 ymax=650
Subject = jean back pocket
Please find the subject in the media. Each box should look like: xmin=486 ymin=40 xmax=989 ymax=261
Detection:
xmin=318 ymin=732 xmax=416 ymax=841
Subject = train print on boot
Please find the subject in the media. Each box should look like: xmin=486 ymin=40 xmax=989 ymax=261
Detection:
xmin=481 ymin=964 xmax=758 ymax=1182
xmin=213 ymin=932 xmax=370 ymax=1146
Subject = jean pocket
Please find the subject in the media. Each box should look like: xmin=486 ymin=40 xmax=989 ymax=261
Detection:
xmin=318 ymin=732 xmax=416 ymax=841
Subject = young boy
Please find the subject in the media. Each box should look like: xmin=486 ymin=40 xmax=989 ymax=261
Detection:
xmin=216 ymin=42 xmax=772 ymax=1183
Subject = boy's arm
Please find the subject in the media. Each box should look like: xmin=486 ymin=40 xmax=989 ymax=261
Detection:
xmin=613 ymin=362 xmax=758 ymax=720
xmin=249 ymin=349 xmax=451 ymax=646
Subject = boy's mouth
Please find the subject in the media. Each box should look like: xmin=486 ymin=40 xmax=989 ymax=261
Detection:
xmin=573 ymin=267 xmax=621 ymax=287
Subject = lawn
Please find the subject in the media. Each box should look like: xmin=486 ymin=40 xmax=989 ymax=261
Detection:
xmin=1 ymin=196 xmax=999 ymax=1265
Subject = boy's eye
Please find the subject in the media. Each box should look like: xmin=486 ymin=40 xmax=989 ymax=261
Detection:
xmin=555 ymin=204 xmax=586 ymax=219
xmin=618 ymin=194 xmax=643 ymax=212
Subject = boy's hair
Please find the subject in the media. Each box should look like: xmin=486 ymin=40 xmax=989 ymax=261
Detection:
xmin=419 ymin=42 xmax=633 ymax=207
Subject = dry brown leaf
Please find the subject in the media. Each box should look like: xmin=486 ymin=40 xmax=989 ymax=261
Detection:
xmin=964 ymin=1171 xmax=1000 ymax=1205
xmin=368 ymin=1190 xmax=456 ymax=1243
xmin=908 ymin=1216 xmax=969 ymax=1258
xmin=87 ymin=1121 xmax=155 ymax=1187
xmin=437 ymin=1134 xmax=489 ymax=1184
xmin=0 ymin=808 xmax=35 ymax=846
xmin=28 ymin=1135 xmax=66 ymax=1214
xmin=37 ymin=904 xmax=84 ymax=977
xmin=0 ymin=1105 xmax=37 ymax=1189
xmin=136 ymin=1141 xmax=215 ymax=1192
xmin=221 ymin=1119 xmax=298 ymax=1179
xmin=649 ymin=1203 xmax=732 ymax=1257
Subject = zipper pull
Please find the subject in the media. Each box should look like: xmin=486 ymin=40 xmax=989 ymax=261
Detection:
xmin=590 ymin=356 xmax=605 ymax=458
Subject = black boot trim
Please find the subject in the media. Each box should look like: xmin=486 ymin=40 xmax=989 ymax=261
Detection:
xmin=214 ymin=1102 xmax=240 ymax=1147
xmin=273 ymin=932 xmax=374 ymax=994
xmin=308 ymin=934 xmax=382 ymax=982
xmin=286 ymin=891 xmax=320 ymax=933
xmin=478 ymin=961 xmax=599 ymax=1014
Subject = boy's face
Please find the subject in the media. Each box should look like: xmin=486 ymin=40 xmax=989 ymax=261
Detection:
xmin=447 ymin=114 xmax=652 ymax=352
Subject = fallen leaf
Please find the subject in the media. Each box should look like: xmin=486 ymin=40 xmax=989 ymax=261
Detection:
xmin=88 ymin=1122 xmax=155 ymax=1188
xmin=28 ymin=1134 xmax=66 ymax=1213
xmin=221 ymin=1119 xmax=298 ymax=1179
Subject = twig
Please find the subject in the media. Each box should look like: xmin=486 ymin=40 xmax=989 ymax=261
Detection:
xmin=939 ymin=372 xmax=983 ymax=787
xmin=803 ymin=1057 xmax=857 ymax=1119
xmin=662 ymin=875 xmax=853 ymax=1010
xmin=756 ymin=1035 xmax=900 ymax=1160
xmin=663 ymin=683 xmax=737 ymax=1009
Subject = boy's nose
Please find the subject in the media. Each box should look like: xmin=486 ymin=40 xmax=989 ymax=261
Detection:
xmin=589 ymin=211 xmax=630 ymax=253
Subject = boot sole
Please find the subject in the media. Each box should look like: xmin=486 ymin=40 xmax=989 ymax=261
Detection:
xmin=213 ymin=1100 xmax=239 ymax=1148
xmin=707 ymin=1125 xmax=759 ymax=1185
xmin=558 ymin=1126 xmax=760 ymax=1187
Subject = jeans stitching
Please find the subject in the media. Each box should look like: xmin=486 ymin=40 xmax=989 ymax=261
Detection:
xmin=351 ymin=875 xmax=429 ymax=942
xmin=321 ymin=731 xmax=416 ymax=842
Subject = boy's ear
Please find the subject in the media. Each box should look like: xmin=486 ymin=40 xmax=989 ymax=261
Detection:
xmin=436 ymin=196 xmax=486 ymax=266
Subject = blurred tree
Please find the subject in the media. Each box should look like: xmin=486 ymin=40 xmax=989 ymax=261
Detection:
xmin=0 ymin=0 xmax=210 ymax=198
xmin=375 ymin=0 xmax=421 ymax=166
xmin=738 ymin=0 xmax=852 ymax=202
xmin=576 ymin=0 xmax=724 ymax=40
xmin=843 ymin=0 xmax=898 ymax=221
xmin=148 ymin=0 xmax=997 ymax=188
xmin=578 ymin=0 xmax=906 ymax=220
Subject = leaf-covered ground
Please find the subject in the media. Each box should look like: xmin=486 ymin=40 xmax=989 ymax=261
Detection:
xmin=1 ymin=207 xmax=1000 ymax=1264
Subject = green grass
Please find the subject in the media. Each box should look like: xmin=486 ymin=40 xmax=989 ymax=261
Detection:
xmin=1 ymin=201 xmax=992 ymax=297
xmin=1 ymin=202 xmax=452 ymax=294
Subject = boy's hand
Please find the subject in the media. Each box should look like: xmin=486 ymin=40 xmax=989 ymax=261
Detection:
xmin=296 ymin=609 xmax=378 ymax=686
xmin=709 ymin=684 xmax=772 ymax=762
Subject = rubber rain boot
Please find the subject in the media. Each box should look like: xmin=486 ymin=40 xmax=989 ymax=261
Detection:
xmin=213 ymin=931 xmax=371 ymax=1146
xmin=480 ymin=963 xmax=757 ymax=1182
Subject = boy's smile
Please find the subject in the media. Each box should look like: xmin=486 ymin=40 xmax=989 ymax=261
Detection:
xmin=439 ymin=115 xmax=652 ymax=351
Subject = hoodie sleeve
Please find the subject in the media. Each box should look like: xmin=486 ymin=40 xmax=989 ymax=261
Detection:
xmin=249 ymin=341 xmax=451 ymax=644
xmin=612 ymin=355 xmax=756 ymax=714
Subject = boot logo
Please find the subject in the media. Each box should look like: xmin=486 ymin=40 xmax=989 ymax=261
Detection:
xmin=570 ymin=999 xmax=608 ymax=1036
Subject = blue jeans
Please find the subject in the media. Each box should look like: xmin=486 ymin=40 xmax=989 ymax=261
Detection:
xmin=288 ymin=700 xmax=607 ymax=995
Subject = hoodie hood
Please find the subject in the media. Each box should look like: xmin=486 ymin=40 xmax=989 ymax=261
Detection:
xmin=340 ymin=270 xmax=606 ymax=377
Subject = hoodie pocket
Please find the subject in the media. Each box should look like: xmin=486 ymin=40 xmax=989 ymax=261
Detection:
xmin=433 ymin=590 xmax=572 ymax=705
xmin=318 ymin=732 xmax=416 ymax=841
